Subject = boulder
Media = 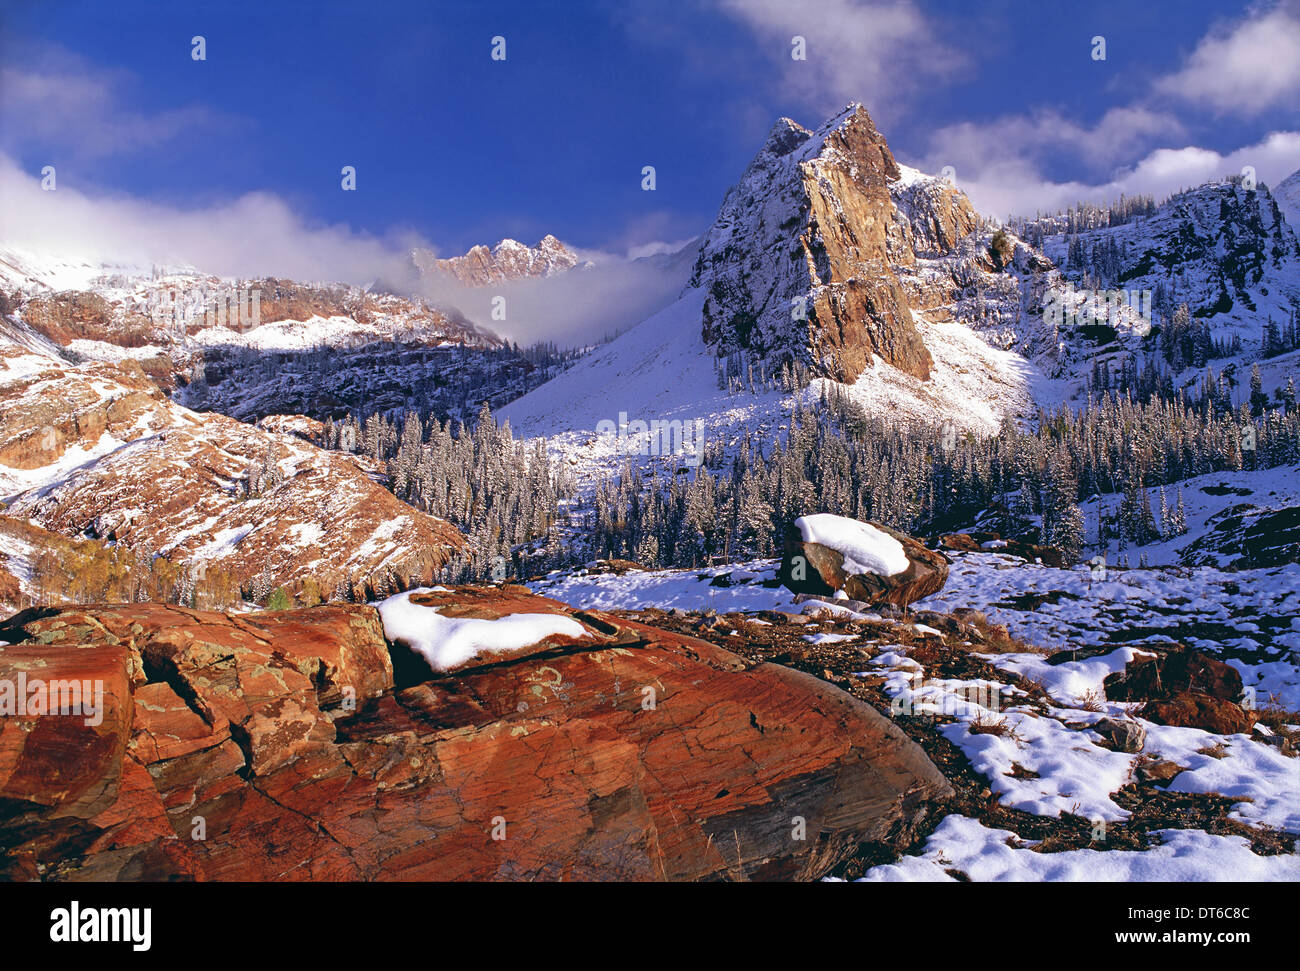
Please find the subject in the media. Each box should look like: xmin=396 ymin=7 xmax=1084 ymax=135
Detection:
xmin=1089 ymin=717 xmax=1147 ymax=753
xmin=1140 ymin=694 xmax=1258 ymax=735
xmin=1135 ymin=759 xmax=1187 ymax=784
xmin=1103 ymin=645 xmax=1256 ymax=735
xmin=780 ymin=515 xmax=949 ymax=608
xmin=0 ymin=590 xmax=953 ymax=881
xmin=1103 ymin=645 xmax=1244 ymax=704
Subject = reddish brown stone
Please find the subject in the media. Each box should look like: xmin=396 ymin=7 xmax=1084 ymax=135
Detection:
xmin=0 ymin=590 xmax=953 ymax=881
xmin=0 ymin=639 xmax=134 ymax=820
xmin=1104 ymin=645 xmax=1244 ymax=703
xmin=129 ymin=682 xmax=230 ymax=764
xmin=1140 ymin=694 xmax=1258 ymax=735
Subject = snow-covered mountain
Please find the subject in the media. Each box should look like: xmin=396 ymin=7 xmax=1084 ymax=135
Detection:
xmin=691 ymin=104 xmax=1028 ymax=386
xmin=504 ymin=104 xmax=1300 ymax=485
xmin=501 ymin=104 xmax=1061 ymax=474
xmin=1043 ymin=178 xmax=1300 ymax=340
xmin=0 ymin=246 xmax=569 ymax=423
xmin=409 ymin=234 xmax=584 ymax=287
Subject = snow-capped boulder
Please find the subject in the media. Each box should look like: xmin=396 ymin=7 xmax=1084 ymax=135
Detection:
xmin=779 ymin=513 xmax=950 ymax=608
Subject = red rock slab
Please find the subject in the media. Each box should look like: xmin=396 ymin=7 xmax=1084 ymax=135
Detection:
xmin=86 ymin=757 xmax=181 ymax=852
xmin=128 ymin=681 xmax=230 ymax=764
xmin=236 ymin=606 xmax=394 ymax=705
xmin=309 ymin=617 xmax=953 ymax=881
xmin=1 ymin=592 xmax=954 ymax=881
xmin=2 ymin=602 xmax=394 ymax=710
xmin=1140 ymin=694 xmax=1258 ymax=735
xmin=0 ymin=640 xmax=134 ymax=820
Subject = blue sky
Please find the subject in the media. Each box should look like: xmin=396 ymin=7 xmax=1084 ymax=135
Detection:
xmin=2 ymin=0 xmax=1299 ymax=273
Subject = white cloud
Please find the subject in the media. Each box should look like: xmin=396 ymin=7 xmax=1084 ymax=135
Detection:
xmin=940 ymin=130 xmax=1300 ymax=219
xmin=914 ymin=5 xmax=1300 ymax=218
xmin=924 ymin=107 xmax=1186 ymax=178
xmin=0 ymin=153 xmax=694 ymax=348
xmin=0 ymin=55 xmax=232 ymax=160
xmin=0 ymin=152 xmax=429 ymax=283
xmin=712 ymin=0 xmax=963 ymax=116
xmin=1154 ymin=4 xmax=1300 ymax=116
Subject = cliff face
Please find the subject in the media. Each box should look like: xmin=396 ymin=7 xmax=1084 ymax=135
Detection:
xmin=690 ymin=105 xmax=996 ymax=384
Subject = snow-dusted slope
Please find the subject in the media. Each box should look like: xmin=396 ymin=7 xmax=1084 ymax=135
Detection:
xmin=1276 ymin=168 xmax=1300 ymax=234
xmin=0 ymin=314 xmax=465 ymax=597
xmin=500 ymin=289 xmax=796 ymax=481
xmin=1042 ymin=179 xmax=1300 ymax=345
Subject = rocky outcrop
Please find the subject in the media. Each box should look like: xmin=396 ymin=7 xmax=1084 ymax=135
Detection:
xmin=410 ymin=235 xmax=581 ymax=288
xmin=692 ymin=107 xmax=931 ymax=383
xmin=689 ymin=104 xmax=1022 ymax=387
xmin=1068 ymin=179 xmax=1300 ymax=321
xmin=779 ymin=518 xmax=949 ymax=608
xmin=1139 ymin=694 xmax=1257 ymax=736
xmin=1181 ymin=505 xmax=1300 ymax=570
xmin=0 ymin=589 xmax=952 ymax=881
xmin=935 ymin=532 xmax=1067 ymax=567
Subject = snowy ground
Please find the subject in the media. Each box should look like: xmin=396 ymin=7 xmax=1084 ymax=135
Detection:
xmin=853 ymin=815 xmax=1300 ymax=881
xmin=920 ymin=552 xmax=1300 ymax=710
xmin=529 ymin=551 xmax=1300 ymax=879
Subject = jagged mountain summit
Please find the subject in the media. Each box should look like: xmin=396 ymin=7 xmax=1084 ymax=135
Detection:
xmin=409 ymin=234 xmax=583 ymax=287
xmin=690 ymin=103 xmax=1038 ymax=388
xmin=503 ymin=103 xmax=1044 ymax=459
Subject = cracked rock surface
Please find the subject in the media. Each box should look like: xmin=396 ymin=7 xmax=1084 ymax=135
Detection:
xmin=0 ymin=588 xmax=951 ymax=881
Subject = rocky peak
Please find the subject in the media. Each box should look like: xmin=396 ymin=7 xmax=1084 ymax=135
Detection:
xmin=689 ymin=103 xmax=989 ymax=385
xmin=410 ymin=234 xmax=581 ymax=287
